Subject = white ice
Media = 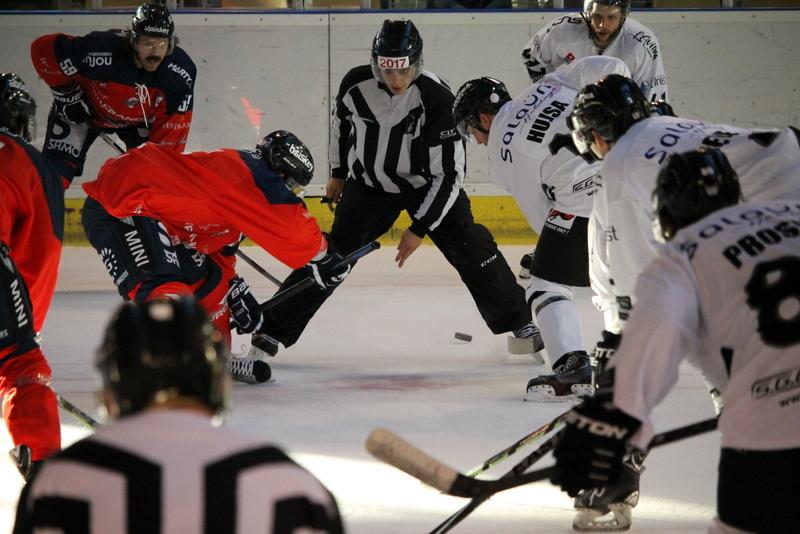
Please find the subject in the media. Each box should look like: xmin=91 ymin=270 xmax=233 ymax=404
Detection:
xmin=1 ymin=245 xmax=718 ymax=533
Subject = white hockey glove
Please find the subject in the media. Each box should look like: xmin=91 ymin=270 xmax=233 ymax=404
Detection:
xmin=227 ymin=277 xmax=263 ymax=335
xmin=306 ymin=252 xmax=351 ymax=290
xmin=52 ymin=84 xmax=91 ymax=125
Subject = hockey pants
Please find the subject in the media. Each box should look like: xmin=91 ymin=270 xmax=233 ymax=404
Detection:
xmin=262 ymin=180 xmax=531 ymax=347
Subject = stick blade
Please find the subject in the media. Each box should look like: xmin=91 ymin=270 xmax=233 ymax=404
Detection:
xmin=366 ymin=428 xmax=459 ymax=494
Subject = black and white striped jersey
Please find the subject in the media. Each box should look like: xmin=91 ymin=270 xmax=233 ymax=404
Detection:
xmin=14 ymin=411 xmax=343 ymax=534
xmin=330 ymin=65 xmax=465 ymax=235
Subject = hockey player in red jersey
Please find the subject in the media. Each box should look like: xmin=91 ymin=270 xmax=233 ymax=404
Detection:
xmin=0 ymin=74 xmax=67 ymax=479
xmin=30 ymin=2 xmax=195 ymax=182
xmin=81 ymin=131 xmax=350 ymax=384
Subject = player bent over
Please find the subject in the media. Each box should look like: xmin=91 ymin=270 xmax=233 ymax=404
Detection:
xmin=82 ymin=131 xmax=349 ymax=384
xmin=0 ymin=74 xmax=68 ymax=479
xmin=563 ymin=74 xmax=800 ymax=531
xmin=30 ymin=2 xmax=195 ymax=183
xmin=452 ymin=56 xmax=630 ymax=401
xmin=552 ymin=148 xmax=800 ymax=534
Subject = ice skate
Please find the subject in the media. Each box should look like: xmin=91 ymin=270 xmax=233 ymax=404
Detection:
xmin=572 ymin=451 xmax=645 ymax=532
xmin=518 ymin=248 xmax=536 ymax=279
xmin=524 ymin=351 xmax=592 ymax=401
xmin=508 ymin=320 xmax=545 ymax=363
xmin=226 ymin=353 xmax=272 ymax=384
xmin=251 ymin=331 xmax=280 ymax=357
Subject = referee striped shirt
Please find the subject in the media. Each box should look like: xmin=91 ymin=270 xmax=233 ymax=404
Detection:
xmin=330 ymin=65 xmax=465 ymax=235
xmin=13 ymin=410 xmax=343 ymax=534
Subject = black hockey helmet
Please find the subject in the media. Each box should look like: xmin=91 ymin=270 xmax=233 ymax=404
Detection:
xmin=653 ymin=147 xmax=741 ymax=242
xmin=96 ymin=298 xmax=230 ymax=419
xmin=256 ymin=130 xmax=315 ymax=192
xmin=0 ymin=73 xmax=36 ymax=143
xmin=370 ymin=20 xmax=424 ymax=82
xmin=453 ymin=77 xmax=511 ymax=141
xmin=131 ymin=3 xmax=175 ymax=52
xmin=567 ymin=74 xmax=651 ymax=160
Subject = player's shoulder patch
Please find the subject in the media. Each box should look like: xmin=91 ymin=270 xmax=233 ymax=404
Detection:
xmin=162 ymin=48 xmax=197 ymax=90
xmin=623 ymin=19 xmax=660 ymax=60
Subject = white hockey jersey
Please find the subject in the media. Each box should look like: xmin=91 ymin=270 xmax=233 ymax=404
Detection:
xmin=591 ymin=117 xmax=800 ymax=331
xmin=521 ymin=14 xmax=668 ymax=102
xmin=486 ymin=56 xmax=630 ymax=233
xmin=15 ymin=410 xmax=343 ymax=534
xmin=610 ymin=200 xmax=800 ymax=452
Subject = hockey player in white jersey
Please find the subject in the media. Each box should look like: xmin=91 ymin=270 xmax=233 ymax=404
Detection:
xmin=14 ymin=298 xmax=344 ymax=534
xmin=521 ymin=0 xmax=667 ymax=103
xmin=569 ymin=73 xmax=800 ymax=339
xmin=453 ymin=56 xmax=631 ymax=401
xmin=518 ymin=0 xmax=667 ymax=278
xmin=562 ymin=74 xmax=800 ymax=531
xmin=551 ymin=148 xmax=800 ymax=534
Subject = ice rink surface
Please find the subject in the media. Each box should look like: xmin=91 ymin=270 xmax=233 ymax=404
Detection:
xmin=1 ymin=245 xmax=719 ymax=533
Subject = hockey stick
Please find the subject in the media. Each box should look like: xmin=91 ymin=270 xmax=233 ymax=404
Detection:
xmin=93 ymin=127 xmax=126 ymax=155
xmin=368 ymin=416 xmax=718 ymax=500
xmin=254 ymin=240 xmax=380 ymax=315
xmin=235 ymin=249 xmax=282 ymax=287
xmin=465 ymin=411 xmax=568 ymax=478
xmin=56 ymin=393 xmax=100 ymax=429
xmin=430 ymin=428 xmax=562 ymax=534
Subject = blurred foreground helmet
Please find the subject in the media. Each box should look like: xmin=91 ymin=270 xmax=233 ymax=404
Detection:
xmin=96 ymin=298 xmax=230 ymax=419
xmin=0 ymin=73 xmax=36 ymax=143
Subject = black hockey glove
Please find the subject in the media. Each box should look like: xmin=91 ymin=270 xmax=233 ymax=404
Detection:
xmin=305 ymin=251 xmax=351 ymax=290
xmin=227 ymin=276 xmax=263 ymax=334
xmin=591 ymin=330 xmax=621 ymax=379
xmin=52 ymin=84 xmax=91 ymax=125
xmin=550 ymin=396 xmax=642 ymax=497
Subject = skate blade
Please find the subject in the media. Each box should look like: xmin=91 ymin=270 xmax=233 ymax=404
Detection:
xmin=573 ymin=503 xmax=632 ymax=532
xmin=523 ymin=384 xmax=589 ymax=403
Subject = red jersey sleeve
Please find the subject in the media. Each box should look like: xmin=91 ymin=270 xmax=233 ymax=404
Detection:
xmin=31 ymin=33 xmax=78 ymax=90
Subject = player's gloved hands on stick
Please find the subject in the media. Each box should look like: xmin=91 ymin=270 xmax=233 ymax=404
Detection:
xmin=592 ymin=329 xmax=622 ymax=377
xmin=306 ymin=250 xmax=351 ymax=290
xmin=550 ymin=396 xmax=642 ymax=497
xmin=227 ymin=276 xmax=264 ymax=334
xmin=52 ymin=84 xmax=91 ymax=125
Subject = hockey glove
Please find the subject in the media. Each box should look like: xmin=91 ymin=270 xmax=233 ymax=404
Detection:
xmin=227 ymin=277 xmax=264 ymax=334
xmin=305 ymin=252 xmax=351 ymax=290
xmin=52 ymin=84 xmax=91 ymax=125
xmin=591 ymin=330 xmax=621 ymax=379
xmin=551 ymin=396 xmax=642 ymax=497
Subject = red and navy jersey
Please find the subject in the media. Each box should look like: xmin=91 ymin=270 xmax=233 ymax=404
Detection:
xmin=31 ymin=31 xmax=195 ymax=152
xmin=83 ymin=143 xmax=325 ymax=269
xmin=0 ymin=129 xmax=66 ymax=333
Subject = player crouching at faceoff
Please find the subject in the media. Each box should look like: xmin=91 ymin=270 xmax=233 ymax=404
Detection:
xmin=14 ymin=298 xmax=345 ymax=533
xmin=551 ymin=148 xmax=800 ymax=533
xmin=1 ymin=74 xmax=67 ymax=479
xmin=30 ymin=2 xmax=196 ymax=182
xmin=81 ymin=131 xmax=350 ymax=384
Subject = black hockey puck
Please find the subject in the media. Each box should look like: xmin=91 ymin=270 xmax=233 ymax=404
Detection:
xmin=454 ymin=332 xmax=473 ymax=342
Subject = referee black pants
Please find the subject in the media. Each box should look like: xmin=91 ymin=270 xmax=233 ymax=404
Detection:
xmin=262 ymin=180 xmax=531 ymax=347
